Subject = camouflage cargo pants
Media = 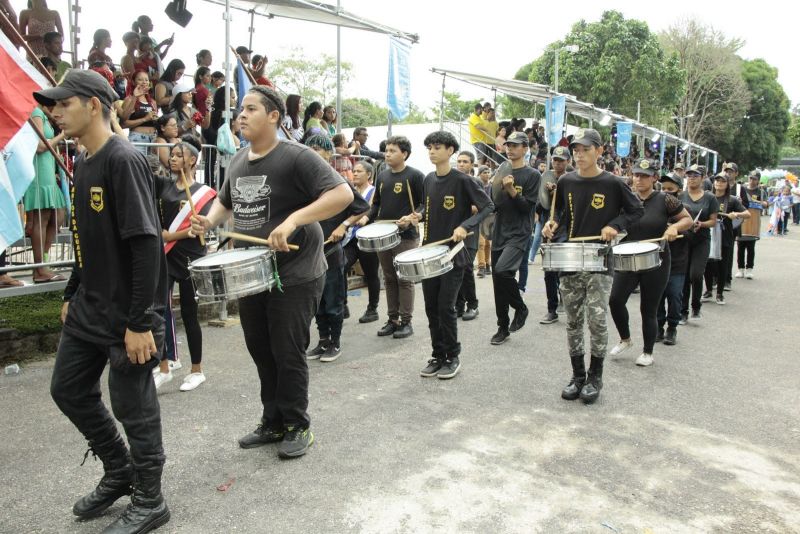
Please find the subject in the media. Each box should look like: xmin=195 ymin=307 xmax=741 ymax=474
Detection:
xmin=560 ymin=272 xmax=613 ymax=359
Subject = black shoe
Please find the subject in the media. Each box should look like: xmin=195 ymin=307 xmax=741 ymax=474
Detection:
xmin=656 ymin=327 xmax=664 ymax=343
xmin=462 ymin=307 xmax=479 ymax=321
xmin=486 ymin=266 xmax=492 ymax=275
xmin=715 ymin=295 xmax=725 ymax=305
xmin=73 ymin=438 xmax=133 ymax=519
xmin=724 ymin=282 xmax=732 ymax=292
xmin=580 ymin=357 xmax=604 ymax=404
xmin=509 ymin=306 xmax=529 ymax=333
xmin=393 ymin=322 xmax=413 ymax=339
xmin=691 ymin=309 xmax=702 ymax=320
xmin=664 ymin=327 xmax=677 ymax=345
xmin=420 ymin=357 xmax=444 ymax=377
xmin=490 ymin=328 xmax=510 ymax=345
xmin=343 ymin=304 xmax=350 ymax=319
xmin=358 ymin=308 xmax=379 ymax=323
xmin=238 ymin=422 xmax=285 ymax=449
xmin=539 ymin=312 xmax=558 ymax=324
xmin=320 ymin=343 xmax=341 ymax=362
xmin=678 ymin=313 xmax=688 ymax=325
xmin=278 ymin=427 xmax=314 ymax=459
xmin=101 ymin=467 xmax=169 ymax=534
xmin=477 ymin=267 xmax=486 ymax=278
xmin=701 ymin=291 xmax=712 ymax=302
xmin=561 ymin=355 xmax=586 ymax=401
xmin=437 ymin=357 xmax=461 ymax=379
xmin=305 ymin=339 xmax=329 ymax=360
xmin=377 ymin=320 xmax=398 ymax=337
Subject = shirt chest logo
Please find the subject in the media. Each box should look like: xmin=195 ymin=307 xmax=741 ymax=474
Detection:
xmin=591 ymin=193 xmax=605 ymax=210
xmin=393 ymin=182 xmax=403 ymax=194
xmin=515 ymin=186 xmax=523 ymax=195
xmin=443 ymin=196 xmax=455 ymax=210
xmin=90 ymin=186 xmax=104 ymax=213
xmin=232 ymin=176 xmax=271 ymax=203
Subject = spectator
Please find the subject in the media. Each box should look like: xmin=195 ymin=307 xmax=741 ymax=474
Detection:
xmin=133 ymin=36 xmax=160 ymax=87
xmin=132 ymin=14 xmax=173 ymax=60
xmin=484 ymin=107 xmax=499 ymax=158
xmin=0 ymin=0 xmax=18 ymax=35
xmin=0 ymin=251 xmax=23 ymax=288
xmin=39 ymin=56 xmax=56 ymax=77
xmin=323 ymin=105 xmax=337 ymax=136
xmin=87 ymin=29 xmax=114 ymax=70
xmin=155 ymin=114 xmax=180 ymax=174
xmin=170 ymin=80 xmax=208 ymax=138
xmin=302 ymin=101 xmax=325 ymax=137
xmin=196 ymin=49 xmax=212 ymax=68
xmin=251 ymin=54 xmax=274 ymax=88
xmin=119 ymin=31 xmax=140 ymax=78
xmin=155 ymin=59 xmax=186 ymax=113
xmin=350 ymin=127 xmax=384 ymax=160
xmin=42 ymin=31 xmax=70 ymax=80
xmin=193 ymin=67 xmax=212 ymax=115
xmin=19 ymin=0 xmax=63 ymax=58
xmin=120 ymin=70 xmax=159 ymax=157
xmin=331 ymin=133 xmax=354 ymax=182
xmin=467 ymin=103 xmax=491 ymax=164
xmin=283 ymin=94 xmax=303 ymax=141
xmin=204 ymin=85 xmax=237 ymax=188
xmin=210 ymin=71 xmax=224 ymax=92
xmin=495 ymin=124 xmax=507 ymax=162
xmin=235 ymin=45 xmax=252 ymax=65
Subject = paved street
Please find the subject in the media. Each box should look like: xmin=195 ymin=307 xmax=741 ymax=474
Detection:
xmin=1 ymin=231 xmax=799 ymax=533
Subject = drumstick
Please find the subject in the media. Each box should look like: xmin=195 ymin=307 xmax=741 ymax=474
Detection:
xmin=549 ymin=183 xmax=557 ymax=223
xmin=406 ymin=179 xmax=415 ymax=213
xmin=568 ymin=235 xmax=603 ymax=242
xmin=217 ymin=230 xmax=299 ymax=250
xmin=180 ymin=169 xmax=205 ymax=246
xmin=638 ymin=235 xmax=685 ymax=244
xmin=424 ymin=232 xmax=474 ymax=247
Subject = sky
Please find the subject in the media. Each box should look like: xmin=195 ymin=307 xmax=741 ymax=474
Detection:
xmin=13 ymin=0 xmax=799 ymax=116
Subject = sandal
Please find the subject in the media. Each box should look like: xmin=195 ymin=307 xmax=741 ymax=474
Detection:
xmin=33 ymin=273 xmax=66 ymax=283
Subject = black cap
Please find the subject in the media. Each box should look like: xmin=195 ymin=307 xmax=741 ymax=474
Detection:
xmin=551 ymin=146 xmax=571 ymax=160
xmin=723 ymin=162 xmax=738 ymax=172
xmin=748 ymin=170 xmax=761 ymax=179
xmin=685 ymin=163 xmax=705 ymax=176
xmin=236 ymin=46 xmax=252 ymax=55
xmin=632 ymin=159 xmax=657 ymax=176
xmin=713 ymin=172 xmax=728 ymax=181
xmin=569 ymin=128 xmax=602 ymax=149
xmin=506 ymin=131 xmax=528 ymax=145
xmin=33 ymin=69 xmax=118 ymax=109
xmin=673 ymin=162 xmax=684 ymax=170
xmin=660 ymin=173 xmax=683 ymax=189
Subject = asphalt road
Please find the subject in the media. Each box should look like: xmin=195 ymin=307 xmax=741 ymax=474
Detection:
xmin=1 ymin=230 xmax=799 ymax=533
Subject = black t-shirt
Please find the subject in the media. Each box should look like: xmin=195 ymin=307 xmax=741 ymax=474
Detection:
xmin=553 ymin=170 xmax=644 ymax=242
xmin=464 ymin=175 xmax=483 ymax=251
xmin=679 ymin=190 xmax=719 ymax=241
xmin=741 ymin=186 xmax=767 ymax=210
xmin=625 ymin=191 xmax=684 ymax=265
xmin=369 ymin=166 xmax=425 ymax=240
xmin=491 ymin=166 xmax=540 ymax=251
xmin=217 ymin=140 xmax=346 ymax=287
xmin=156 ymin=177 xmax=213 ymax=280
xmin=714 ymin=194 xmax=746 ymax=246
xmin=63 ymin=135 xmax=168 ymax=344
xmin=668 ymin=233 xmax=690 ymax=274
xmin=421 ymin=169 xmax=493 ymax=268
xmin=318 ymin=183 xmax=371 ymax=268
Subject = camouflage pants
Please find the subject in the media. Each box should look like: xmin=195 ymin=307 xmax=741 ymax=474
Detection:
xmin=560 ymin=272 xmax=613 ymax=359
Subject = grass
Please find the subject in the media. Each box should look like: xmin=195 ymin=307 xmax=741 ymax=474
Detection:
xmin=0 ymin=291 xmax=64 ymax=335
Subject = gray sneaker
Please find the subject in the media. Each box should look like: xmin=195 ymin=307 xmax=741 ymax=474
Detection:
xmin=278 ymin=427 xmax=314 ymax=458
xmin=320 ymin=343 xmax=342 ymax=362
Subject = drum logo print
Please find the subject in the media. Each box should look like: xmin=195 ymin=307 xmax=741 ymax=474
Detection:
xmin=591 ymin=193 xmax=605 ymax=210
xmin=393 ymin=183 xmax=403 ymax=194
xmin=232 ymin=176 xmax=271 ymax=203
xmin=90 ymin=187 xmax=104 ymax=213
xmin=443 ymin=196 xmax=455 ymax=210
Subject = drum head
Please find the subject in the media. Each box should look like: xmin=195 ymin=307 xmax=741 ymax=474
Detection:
xmin=396 ymin=245 xmax=449 ymax=262
xmin=613 ymin=242 xmax=659 ymax=255
xmin=191 ymin=247 xmax=269 ymax=267
xmin=356 ymin=223 xmax=398 ymax=238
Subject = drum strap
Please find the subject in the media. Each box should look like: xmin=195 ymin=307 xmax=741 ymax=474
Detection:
xmin=164 ymin=185 xmax=217 ymax=254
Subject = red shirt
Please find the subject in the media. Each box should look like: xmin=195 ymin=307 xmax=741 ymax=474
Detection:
xmin=255 ymin=75 xmax=274 ymax=89
xmin=194 ymin=83 xmax=210 ymax=115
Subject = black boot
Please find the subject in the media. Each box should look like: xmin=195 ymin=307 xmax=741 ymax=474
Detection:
xmin=580 ymin=356 xmax=604 ymax=404
xmin=561 ymin=355 xmax=586 ymax=400
xmin=73 ymin=436 xmax=133 ymax=519
xmin=102 ymin=466 xmax=170 ymax=534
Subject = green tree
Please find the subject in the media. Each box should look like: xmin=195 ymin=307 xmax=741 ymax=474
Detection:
xmin=432 ymin=91 xmax=480 ymax=122
xmin=397 ymin=103 xmax=430 ymax=124
xmin=787 ymin=105 xmax=800 ymax=149
xmin=341 ymin=98 xmax=390 ymax=128
xmin=270 ymin=47 xmax=352 ymax=105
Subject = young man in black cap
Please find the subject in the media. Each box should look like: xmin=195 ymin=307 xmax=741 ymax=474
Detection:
xmin=489 ymin=131 xmax=540 ymax=345
xmin=657 ymin=173 xmax=691 ymax=345
xmin=455 ymin=150 xmax=480 ymax=321
xmin=40 ymin=69 xmax=171 ymax=533
xmin=736 ymin=171 xmax=768 ymax=279
xmin=542 ymin=129 xmax=642 ymax=404
xmin=190 ymin=86 xmax=353 ymax=458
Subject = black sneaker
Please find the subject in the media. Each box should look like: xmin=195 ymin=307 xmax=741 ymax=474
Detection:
xmin=343 ymin=304 xmax=350 ymax=319
xmin=420 ymin=357 xmax=443 ymax=377
xmin=715 ymin=295 xmax=725 ymax=305
xmin=490 ymin=328 xmax=510 ymax=345
xmin=539 ymin=312 xmax=558 ymax=324
xmin=701 ymin=291 xmax=712 ymax=302
xmin=462 ymin=308 xmax=479 ymax=321
xmin=457 ymin=308 xmax=464 ymax=318
xmin=393 ymin=322 xmax=414 ymax=339
xmin=278 ymin=427 xmax=314 ymax=458
xmin=437 ymin=357 xmax=461 ymax=379
xmin=691 ymin=309 xmax=702 ymax=320
xmin=358 ymin=308 xmax=379 ymax=323
xmin=305 ymin=339 xmax=329 ymax=360
xmin=664 ymin=327 xmax=677 ymax=345
xmin=678 ymin=313 xmax=688 ymax=325
xmin=239 ymin=423 xmax=285 ymax=449
xmin=724 ymin=282 xmax=732 ymax=292
xmin=377 ymin=320 xmax=397 ymax=337
xmin=509 ymin=306 xmax=529 ymax=333
xmin=477 ymin=267 xmax=486 ymax=278
xmin=320 ymin=343 xmax=341 ymax=362
xmin=656 ymin=327 xmax=664 ymax=342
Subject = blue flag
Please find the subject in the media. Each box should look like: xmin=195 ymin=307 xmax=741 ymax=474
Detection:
xmin=387 ymin=37 xmax=411 ymax=120
xmin=545 ymin=95 xmax=566 ymax=146
xmin=235 ymin=62 xmax=251 ymax=109
xmin=616 ymin=122 xmax=633 ymax=158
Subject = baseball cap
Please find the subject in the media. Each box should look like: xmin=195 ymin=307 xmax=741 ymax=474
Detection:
xmin=748 ymin=170 xmax=761 ymax=179
xmin=673 ymin=162 xmax=684 ymax=170
xmin=660 ymin=173 xmax=683 ymax=189
xmin=172 ymin=80 xmax=195 ymax=99
xmin=506 ymin=131 xmax=528 ymax=145
xmin=632 ymin=159 xmax=657 ymax=176
xmin=33 ymin=69 xmax=118 ymax=109
xmin=569 ymin=128 xmax=602 ymax=149
xmin=723 ymin=162 xmax=738 ymax=172
xmin=685 ymin=164 xmax=705 ymax=176
xmin=713 ymin=173 xmax=728 ymax=181
xmin=552 ymin=146 xmax=571 ymax=160
xmin=236 ymin=45 xmax=252 ymax=55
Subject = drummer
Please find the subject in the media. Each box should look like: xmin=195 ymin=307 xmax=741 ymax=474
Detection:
xmin=542 ymin=128 xmax=642 ymax=404
xmin=608 ymin=159 xmax=691 ymax=367
xmin=736 ymin=171 xmax=769 ymax=279
xmin=703 ymin=172 xmax=749 ymax=305
xmin=398 ymin=131 xmax=492 ymax=379
xmin=189 ymin=86 xmax=353 ymax=458
xmin=657 ymin=173 xmax=691 ymax=346
xmin=489 ymin=131 xmax=540 ymax=345
xmin=679 ymin=164 xmax=719 ymax=323
xmin=454 ymin=151 xmax=481 ymax=321
xmin=367 ymin=135 xmax=425 ymax=339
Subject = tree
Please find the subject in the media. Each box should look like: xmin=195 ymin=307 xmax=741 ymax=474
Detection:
xmin=787 ymin=105 xmax=800 ymax=149
xmin=397 ymin=103 xmax=430 ymax=125
xmin=270 ymin=47 xmax=352 ymax=105
xmin=431 ymin=91 xmax=480 ymax=122
xmin=341 ymin=98 xmax=389 ymax=129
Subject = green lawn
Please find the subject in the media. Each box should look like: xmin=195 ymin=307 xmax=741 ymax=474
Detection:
xmin=0 ymin=291 xmax=63 ymax=335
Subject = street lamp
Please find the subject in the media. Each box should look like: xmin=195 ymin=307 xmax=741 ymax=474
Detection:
xmin=671 ymin=113 xmax=695 ymax=141
xmin=554 ymin=44 xmax=579 ymax=93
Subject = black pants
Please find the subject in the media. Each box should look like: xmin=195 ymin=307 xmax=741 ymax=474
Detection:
xmin=51 ymin=331 xmax=165 ymax=470
xmin=545 ymin=271 xmax=560 ymax=314
xmin=491 ymin=249 xmax=527 ymax=330
xmin=609 ymin=260 xmax=670 ymax=354
xmin=682 ymin=236 xmax=709 ymax=314
xmin=778 ymin=211 xmax=790 ymax=234
xmin=238 ymin=275 xmax=324 ymax=430
xmin=343 ymin=239 xmax=380 ymax=310
xmin=737 ymin=240 xmax=755 ymax=269
xmin=704 ymin=245 xmax=733 ymax=297
xmin=456 ymin=247 xmax=478 ymax=312
xmin=315 ymin=265 xmax=345 ymax=343
xmin=422 ymin=267 xmax=464 ymax=358
xmin=170 ymin=275 xmax=203 ymax=365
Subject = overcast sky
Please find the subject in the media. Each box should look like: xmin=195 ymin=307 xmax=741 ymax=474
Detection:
xmin=18 ymin=0 xmax=798 ymax=117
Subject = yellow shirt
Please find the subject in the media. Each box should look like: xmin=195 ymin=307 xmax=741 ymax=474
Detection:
xmin=483 ymin=119 xmax=498 ymax=145
xmin=467 ymin=112 xmax=486 ymax=145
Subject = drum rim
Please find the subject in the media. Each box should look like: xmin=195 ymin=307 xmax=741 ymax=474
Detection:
xmin=613 ymin=242 xmax=660 ymax=253
xmin=356 ymin=223 xmax=400 ymax=238
xmin=395 ymin=245 xmax=450 ymax=261
xmin=190 ymin=247 xmax=271 ymax=267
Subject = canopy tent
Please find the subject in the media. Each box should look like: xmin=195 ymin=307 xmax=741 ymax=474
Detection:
xmin=431 ymin=67 xmax=718 ymax=169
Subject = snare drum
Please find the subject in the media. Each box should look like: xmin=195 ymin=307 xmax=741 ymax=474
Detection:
xmin=709 ymin=221 xmax=722 ymax=260
xmin=394 ymin=245 xmax=453 ymax=282
xmin=540 ymin=243 xmax=608 ymax=272
xmin=356 ymin=223 xmax=400 ymax=252
xmin=189 ymin=248 xmax=276 ymax=301
xmin=611 ymin=242 xmax=662 ymax=272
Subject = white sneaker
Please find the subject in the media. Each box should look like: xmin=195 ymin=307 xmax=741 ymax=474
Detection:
xmin=153 ymin=371 xmax=173 ymax=389
xmin=179 ymin=372 xmax=206 ymax=392
xmin=635 ymin=352 xmax=654 ymax=367
xmin=152 ymin=360 xmax=182 ymax=375
xmin=734 ymin=269 xmax=744 ymax=278
xmin=745 ymin=269 xmax=753 ymax=279
xmin=610 ymin=339 xmax=632 ymax=356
